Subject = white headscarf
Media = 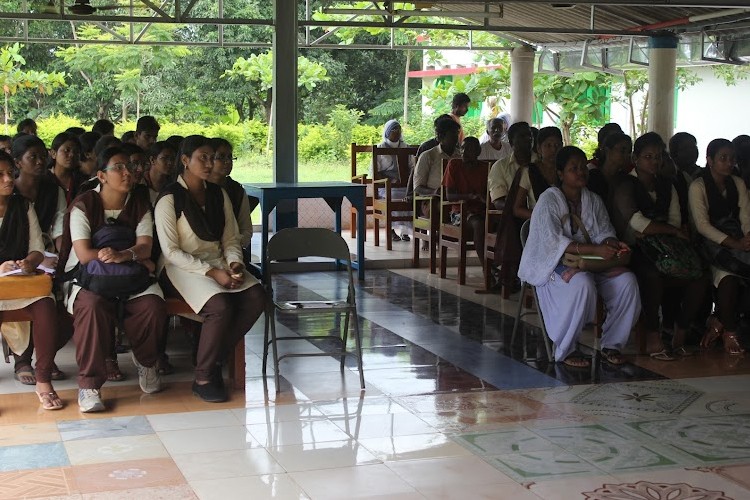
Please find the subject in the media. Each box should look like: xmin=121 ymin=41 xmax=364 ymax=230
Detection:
xmin=383 ymin=119 xmax=402 ymax=147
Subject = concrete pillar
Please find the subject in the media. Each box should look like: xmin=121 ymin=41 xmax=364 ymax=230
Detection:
xmin=272 ymin=0 xmax=297 ymax=230
xmin=510 ymin=45 xmax=535 ymax=124
xmin=647 ymin=35 xmax=678 ymax=141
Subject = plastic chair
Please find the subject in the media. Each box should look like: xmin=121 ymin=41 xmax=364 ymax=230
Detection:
xmin=511 ymin=220 xmax=554 ymax=362
xmin=262 ymin=228 xmax=365 ymax=391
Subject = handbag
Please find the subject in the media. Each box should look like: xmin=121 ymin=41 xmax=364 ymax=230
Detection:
xmin=560 ymin=213 xmax=631 ymax=272
xmin=702 ymin=216 xmax=750 ymax=279
xmin=637 ymin=234 xmax=703 ymax=280
xmin=0 ymin=271 xmax=53 ymax=300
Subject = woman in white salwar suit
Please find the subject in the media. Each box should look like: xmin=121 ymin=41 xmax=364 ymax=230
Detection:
xmin=518 ymin=146 xmax=641 ymax=368
xmin=155 ymin=135 xmax=265 ymax=403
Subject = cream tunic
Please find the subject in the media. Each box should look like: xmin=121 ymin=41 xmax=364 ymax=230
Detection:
xmin=689 ymin=175 xmax=750 ymax=287
xmin=154 ymin=176 xmax=259 ymax=314
xmin=62 ymin=188 xmax=163 ymax=314
xmin=0 ymin=206 xmax=52 ymax=354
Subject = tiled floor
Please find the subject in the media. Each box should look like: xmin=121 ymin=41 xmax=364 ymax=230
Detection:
xmin=2 ymin=245 xmax=750 ymax=498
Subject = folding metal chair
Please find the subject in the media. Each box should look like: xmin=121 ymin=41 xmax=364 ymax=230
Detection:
xmin=511 ymin=219 xmax=554 ymax=362
xmin=262 ymin=228 xmax=365 ymax=391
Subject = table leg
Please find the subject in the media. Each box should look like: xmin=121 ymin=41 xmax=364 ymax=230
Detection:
xmin=356 ymin=198 xmax=365 ymax=280
xmin=260 ymin=202 xmax=269 ymax=275
xmin=324 ymin=197 xmax=344 ymax=271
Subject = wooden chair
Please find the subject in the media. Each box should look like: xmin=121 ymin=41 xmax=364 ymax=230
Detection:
xmin=350 ymin=143 xmax=374 ymax=240
xmin=372 ymin=145 xmax=417 ymax=250
xmin=438 ymin=159 xmax=490 ymax=286
xmin=481 ymin=187 xmax=503 ymax=292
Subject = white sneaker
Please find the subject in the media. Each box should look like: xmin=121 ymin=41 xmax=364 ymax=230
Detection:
xmin=131 ymin=351 xmax=162 ymax=394
xmin=78 ymin=389 xmax=105 ymax=413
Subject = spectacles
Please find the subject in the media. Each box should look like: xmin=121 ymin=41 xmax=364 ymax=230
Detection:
xmin=213 ymin=155 xmax=237 ymax=163
xmin=104 ymin=163 xmax=135 ymax=173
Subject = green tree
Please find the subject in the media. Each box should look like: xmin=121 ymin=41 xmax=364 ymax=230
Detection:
xmin=55 ymin=24 xmax=190 ymax=121
xmin=0 ymin=43 xmax=66 ymax=130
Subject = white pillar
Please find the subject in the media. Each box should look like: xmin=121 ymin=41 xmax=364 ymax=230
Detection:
xmin=510 ymin=46 xmax=535 ymax=124
xmin=647 ymin=35 xmax=678 ymax=141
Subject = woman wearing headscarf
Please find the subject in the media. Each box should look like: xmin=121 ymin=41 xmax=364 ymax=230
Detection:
xmin=375 ymin=119 xmax=414 ymax=241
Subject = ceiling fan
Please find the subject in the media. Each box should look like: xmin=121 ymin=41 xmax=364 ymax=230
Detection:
xmin=63 ymin=0 xmax=127 ymax=15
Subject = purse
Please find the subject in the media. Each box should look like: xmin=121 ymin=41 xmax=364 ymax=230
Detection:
xmin=560 ymin=213 xmax=631 ymax=272
xmin=0 ymin=271 xmax=53 ymax=300
xmin=702 ymin=216 xmax=750 ymax=279
xmin=637 ymin=234 xmax=703 ymax=280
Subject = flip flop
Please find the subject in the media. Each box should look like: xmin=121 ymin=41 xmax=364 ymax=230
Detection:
xmin=601 ymin=348 xmax=626 ymax=365
xmin=14 ymin=367 xmax=36 ymax=385
xmin=36 ymin=390 xmax=64 ymax=411
xmin=649 ymin=349 xmax=676 ymax=361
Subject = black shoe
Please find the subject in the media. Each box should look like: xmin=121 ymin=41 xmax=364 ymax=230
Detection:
xmin=211 ymin=364 xmax=225 ymax=390
xmin=391 ymin=230 xmax=402 ymax=242
xmin=400 ymin=234 xmax=411 ymax=242
xmin=192 ymin=380 xmax=227 ymax=403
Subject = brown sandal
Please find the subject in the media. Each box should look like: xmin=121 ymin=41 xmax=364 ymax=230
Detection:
xmin=105 ymin=358 xmax=125 ymax=382
xmin=723 ymin=332 xmax=745 ymax=356
xmin=36 ymin=390 xmax=64 ymax=411
xmin=701 ymin=316 xmax=724 ymax=350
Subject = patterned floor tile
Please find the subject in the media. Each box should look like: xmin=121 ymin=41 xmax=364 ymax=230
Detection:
xmin=0 ymin=467 xmax=70 ymax=499
xmin=64 ymin=457 xmax=186 ymax=494
xmin=626 ymin=415 xmax=750 ymax=463
xmin=64 ymin=434 xmax=169 ymax=465
xmin=486 ymin=449 xmax=605 ymax=482
xmin=533 ymin=423 xmax=682 ymax=474
xmin=611 ymin=467 xmax=750 ymax=499
xmin=570 ymin=381 xmax=703 ymax=417
xmin=57 ymin=416 xmax=154 ymax=441
xmin=0 ymin=422 xmax=61 ymax=447
xmin=0 ymin=442 xmax=70 ymax=472
xmin=453 ymin=427 xmax=561 ymax=456
xmin=79 ymin=484 xmax=197 ymax=499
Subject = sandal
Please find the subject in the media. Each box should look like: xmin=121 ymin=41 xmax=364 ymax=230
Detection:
xmin=105 ymin=358 xmax=126 ymax=382
xmin=701 ymin=315 xmax=724 ymax=350
xmin=649 ymin=349 xmax=676 ymax=361
xmin=672 ymin=346 xmax=695 ymax=357
xmin=561 ymin=352 xmax=591 ymax=369
xmin=400 ymin=234 xmax=411 ymax=242
xmin=50 ymin=364 xmax=66 ymax=381
xmin=36 ymin=390 xmax=64 ymax=411
xmin=601 ymin=348 xmax=626 ymax=365
xmin=722 ymin=331 xmax=746 ymax=356
xmin=14 ymin=366 xmax=36 ymax=385
xmin=391 ymin=230 xmax=402 ymax=242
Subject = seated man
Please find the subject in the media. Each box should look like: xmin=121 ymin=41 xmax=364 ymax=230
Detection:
xmin=479 ymin=117 xmax=512 ymax=162
xmin=487 ymin=122 xmax=533 ymax=210
xmin=414 ymin=119 xmax=461 ymax=196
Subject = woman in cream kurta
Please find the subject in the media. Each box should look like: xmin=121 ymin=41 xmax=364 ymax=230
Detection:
xmin=0 ymin=153 xmax=63 ymax=410
xmin=154 ymin=134 xmax=265 ymax=403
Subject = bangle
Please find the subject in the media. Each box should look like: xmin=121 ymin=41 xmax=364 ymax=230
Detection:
xmin=576 ymin=242 xmax=580 ymax=255
xmin=127 ymin=248 xmax=137 ymax=262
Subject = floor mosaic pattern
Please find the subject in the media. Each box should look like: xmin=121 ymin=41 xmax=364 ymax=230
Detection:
xmin=0 ymin=268 xmax=749 ymax=499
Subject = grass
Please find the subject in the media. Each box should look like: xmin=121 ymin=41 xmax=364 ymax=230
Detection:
xmin=230 ymin=153 xmax=353 ymax=184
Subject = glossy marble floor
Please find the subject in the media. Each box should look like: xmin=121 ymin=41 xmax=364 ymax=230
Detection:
xmin=2 ymin=262 xmax=750 ymax=499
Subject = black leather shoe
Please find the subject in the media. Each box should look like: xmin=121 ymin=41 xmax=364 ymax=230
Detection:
xmin=192 ymin=380 xmax=227 ymax=403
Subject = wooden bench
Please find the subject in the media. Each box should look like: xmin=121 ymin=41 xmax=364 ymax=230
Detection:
xmin=0 ymin=297 xmax=246 ymax=390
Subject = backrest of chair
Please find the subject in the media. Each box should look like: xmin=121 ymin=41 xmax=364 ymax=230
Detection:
xmin=372 ymin=146 xmax=418 ymax=187
xmin=267 ymin=228 xmax=351 ymax=263
xmin=519 ymin=219 xmax=531 ymax=248
xmin=351 ymin=143 xmax=374 ymax=179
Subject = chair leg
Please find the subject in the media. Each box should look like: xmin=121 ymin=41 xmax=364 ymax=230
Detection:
xmin=374 ymin=218 xmax=380 ymax=247
xmin=439 ymin=243 xmax=448 ymax=279
xmin=458 ymin=244 xmax=467 ymax=285
xmin=429 ymin=234 xmax=437 ymax=274
xmin=351 ymin=211 xmax=356 ymax=239
xmin=385 ymin=216 xmax=393 ymax=251
xmin=269 ymin=311 xmax=281 ymax=392
xmin=262 ymin=307 xmax=270 ymax=378
xmin=412 ymin=234 xmax=420 ymax=268
xmin=532 ymin=289 xmax=554 ymax=362
xmin=511 ymin=282 xmax=528 ymax=348
xmin=352 ymin=310 xmax=365 ymax=390
xmin=340 ymin=309 xmax=351 ymax=372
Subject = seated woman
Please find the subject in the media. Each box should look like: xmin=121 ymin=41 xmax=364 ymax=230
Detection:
xmin=518 ymin=146 xmax=641 ymax=367
xmin=0 ymin=151 xmax=63 ymax=410
xmin=8 ymin=134 xmax=69 ymax=385
xmin=155 ymin=135 xmax=265 ymax=403
xmin=207 ymin=138 xmax=253 ymax=251
xmin=442 ymin=136 xmax=490 ymax=263
xmin=59 ymin=146 xmax=166 ymax=413
xmin=587 ymin=132 xmax=633 ymax=203
xmin=49 ymin=132 xmax=86 ymax=205
xmin=689 ymin=139 xmax=750 ymax=355
xmin=611 ymin=132 xmax=707 ymax=359
xmin=375 ymin=120 xmax=414 ymax=241
xmin=145 ymin=141 xmax=177 ymax=205
xmin=511 ymin=126 xmax=562 ymax=221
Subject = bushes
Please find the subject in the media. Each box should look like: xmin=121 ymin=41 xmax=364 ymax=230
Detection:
xmin=35 ymin=114 xmax=86 ymax=146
